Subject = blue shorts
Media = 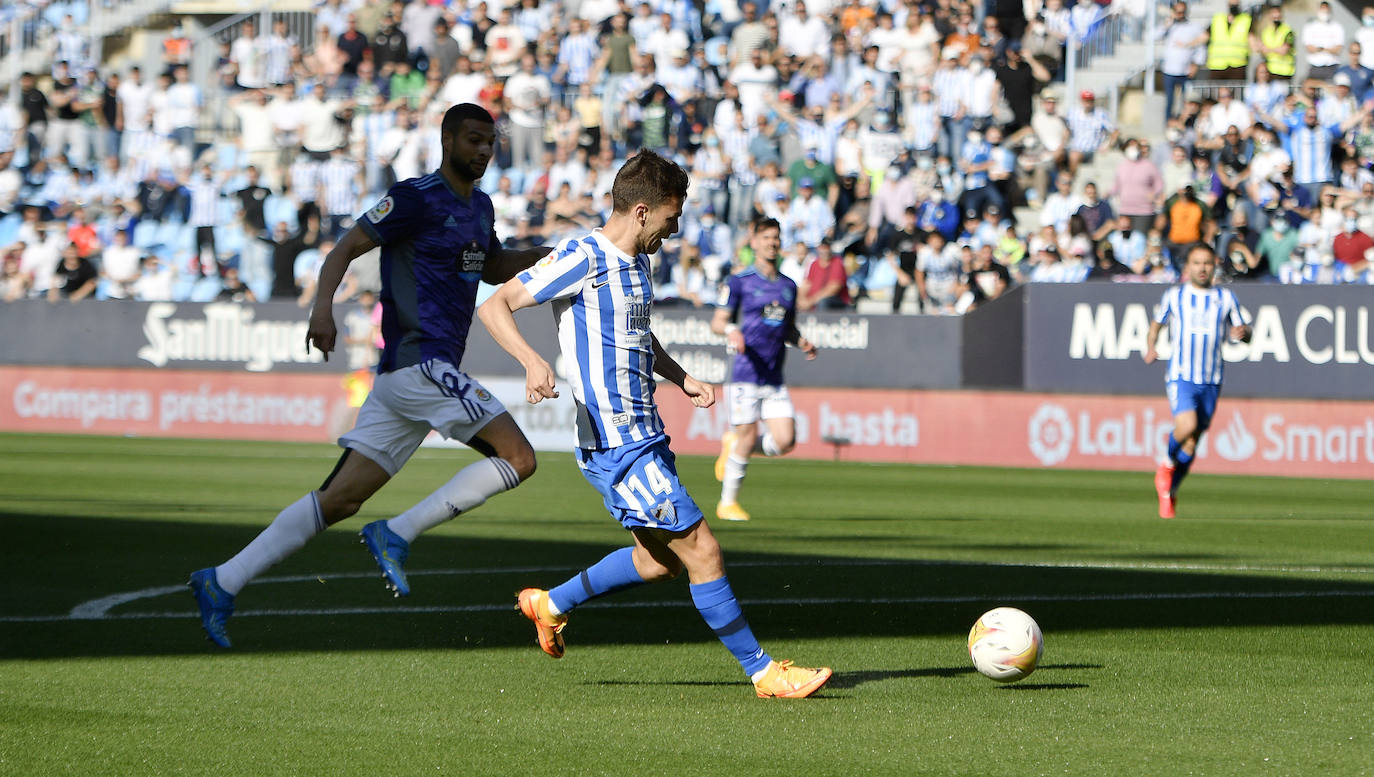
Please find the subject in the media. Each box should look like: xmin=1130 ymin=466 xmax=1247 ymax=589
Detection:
xmin=1167 ymin=380 xmax=1221 ymax=431
xmin=577 ymin=435 xmax=705 ymax=533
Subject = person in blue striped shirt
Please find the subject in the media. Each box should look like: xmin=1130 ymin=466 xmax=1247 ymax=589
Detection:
xmin=1143 ymin=244 xmax=1252 ymax=518
xmin=479 ymin=149 xmax=832 ymax=699
xmin=188 ymin=105 xmax=552 ymax=648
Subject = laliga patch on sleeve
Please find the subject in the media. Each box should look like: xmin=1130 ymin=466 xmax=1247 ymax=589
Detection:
xmin=534 ymin=251 xmax=558 ymax=270
xmin=365 ymin=196 xmax=395 ymax=223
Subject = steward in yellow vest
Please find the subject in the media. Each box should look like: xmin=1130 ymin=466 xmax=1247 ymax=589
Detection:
xmin=1251 ymin=5 xmax=1295 ymax=78
xmin=1207 ymin=4 xmax=1251 ymax=79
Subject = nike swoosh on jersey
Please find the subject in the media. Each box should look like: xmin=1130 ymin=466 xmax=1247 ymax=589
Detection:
xmin=590 ymin=278 xmax=612 ymax=289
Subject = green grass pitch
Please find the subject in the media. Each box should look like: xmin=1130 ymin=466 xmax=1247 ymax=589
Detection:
xmin=1 ymin=433 xmax=1372 ymax=776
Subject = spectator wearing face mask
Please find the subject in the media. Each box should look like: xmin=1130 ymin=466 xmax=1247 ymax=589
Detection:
xmin=1301 ymin=1 xmax=1345 ymax=81
xmin=1255 ymin=215 xmax=1297 ymax=278
xmin=1333 ymin=207 xmax=1374 ymax=268
xmin=1110 ymin=138 xmax=1165 ymax=234
xmin=916 ymin=185 xmax=960 ymax=239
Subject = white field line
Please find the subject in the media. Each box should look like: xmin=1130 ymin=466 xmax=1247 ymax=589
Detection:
xmin=0 ymin=558 xmax=1368 ymax=624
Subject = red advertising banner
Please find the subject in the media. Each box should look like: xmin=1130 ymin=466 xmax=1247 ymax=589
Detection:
xmin=657 ymin=387 xmax=1374 ymax=479
xmin=4 ymin=365 xmax=1371 ymax=479
xmin=0 ymin=366 xmax=353 ymax=442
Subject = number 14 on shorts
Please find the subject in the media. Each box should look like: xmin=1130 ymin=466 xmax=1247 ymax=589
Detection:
xmin=614 ymin=461 xmax=675 ymax=516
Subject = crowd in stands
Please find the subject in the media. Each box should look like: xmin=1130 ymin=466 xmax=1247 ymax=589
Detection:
xmin=2 ymin=0 xmax=1373 ymax=315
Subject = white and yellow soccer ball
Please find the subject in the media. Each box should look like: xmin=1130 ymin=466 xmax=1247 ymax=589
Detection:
xmin=967 ymin=607 xmax=1044 ymax=683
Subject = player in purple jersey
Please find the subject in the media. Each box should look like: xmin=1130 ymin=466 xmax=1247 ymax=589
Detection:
xmin=188 ymin=104 xmax=553 ymax=648
xmin=710 ymin=218 xmax=817 ymax=522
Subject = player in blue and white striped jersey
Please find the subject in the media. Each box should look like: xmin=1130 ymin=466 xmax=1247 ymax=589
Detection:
xmin=479 ymin=150 xmax=832 ymax=698
xmin=1144 ymin=244 xmax=1252 ymax=519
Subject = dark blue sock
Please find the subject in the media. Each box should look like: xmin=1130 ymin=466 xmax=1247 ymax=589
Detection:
xmin=548 ymin=547 xmax=645 ymax=614
xmin=1167 ymin=433 xmax=1182 ymax=464
xmin=1170 ymin=448 xmax=1194 ymax=493
xmin=690 ymin=576 xmax=772 ymax=677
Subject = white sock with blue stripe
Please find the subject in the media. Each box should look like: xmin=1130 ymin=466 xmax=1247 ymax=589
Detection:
xmin=216 ymin=492 xmax=325 ymax=595
xmin=387 ymin=457 xmax=520 ymax=543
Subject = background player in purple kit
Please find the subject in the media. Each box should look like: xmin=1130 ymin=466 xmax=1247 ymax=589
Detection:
xmin=710 ymin=217 xmax=817 ymax=522
xmin=188 ymin=104 xmax=552 ymax=648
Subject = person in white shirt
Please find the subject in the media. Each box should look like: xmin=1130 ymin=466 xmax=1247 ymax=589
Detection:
xmin=1301 ymin=1 xmax=1345 ymax=80
xmin=785 ymin=179 xmax=835 ymax=248
xmin=229 ymin=89 xmax=280 ymax=186
xmin=439 ymin=56 xmax=486 ymax=107
xmin=644 ymin=12 xmax=690 ymax=62
xmin=230 ymin=20 xmax=266 ymax=90
xmin=503 ymin=54 xmax=551 ymax=172
xmin=1357 ymin=6 xmax=1374 ymax=69
xmin=779 ymin=2 xmax=829 ymax=59
xmin=299 ymin=85 xmax=345 ymax=154
xmin=484 ymin=8 xmax=528 ymax=79
xmin=99 ymin=228 xmax=143 ymax=299
xmin=1202 ymin=87 xmax=1252 ymax=142
xmin=133 ymin=255 xmax=176 ymax=301
xmin=728 ymin=48 xmax=778 ymax=123
xmin=1039 ymin=175 xmax=1083 ymax=233
xmin=165 ymin=66 xmax=201 ymax=150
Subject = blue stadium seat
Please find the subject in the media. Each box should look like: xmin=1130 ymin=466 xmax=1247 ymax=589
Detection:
xmin=132 ymin=220 xmax=159 ymax=249
xmin=263 ymin=195 xmax=298 ymax=233
xmin=864 ymin=258 xmax=896 ymax=294
xmin=188 ymin=276 xmax=223 ymax=302
xmin=0 ymin=213 xmax=20 ymax=247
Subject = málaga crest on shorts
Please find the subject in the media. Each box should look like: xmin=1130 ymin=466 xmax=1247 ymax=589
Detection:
xmin=366 ymin=195 xmax=395 ymax=222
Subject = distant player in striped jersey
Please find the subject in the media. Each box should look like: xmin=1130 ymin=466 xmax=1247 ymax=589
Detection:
xmin=478 ymin=149 xmax=832 ymax=698
xmin=710 ymin=217 xmax=817 ymax=522
xmin=188 ymin=104 xmax=552 ymax=648
xmin=1144 ymin=244 xmax=1252 ymax=519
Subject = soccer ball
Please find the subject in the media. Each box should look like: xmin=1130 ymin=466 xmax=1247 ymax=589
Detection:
xmin=967 ymin=607 xmax=1044 ymax=683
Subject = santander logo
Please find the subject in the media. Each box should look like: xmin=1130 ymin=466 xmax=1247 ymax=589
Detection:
xmin=1211 ymin=412 xmax=1258 ymax=462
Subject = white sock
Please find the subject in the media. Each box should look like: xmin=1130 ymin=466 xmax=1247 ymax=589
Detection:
xmin=216 ymin=493 xmax=325 ymax=595
xmin=387 ymin=457 xmax=520 ymax=543
xmin=755 ymin=431 xmax=782 ymax=457
xmin=720 ymin=455 xmax=749 ymax=504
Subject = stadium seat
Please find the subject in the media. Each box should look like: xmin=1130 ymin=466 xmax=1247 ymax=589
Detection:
xmin=263 ymin=195 xmax=298 ymax=233
xmin=0 ymin=214 xmax=20 ymax=247
xmin=864 ymin=260 xmax=896 ymax=295
xmin=188 ymin=276 xmax=223 ymax=302
xmin=132 ymin=221 xmax=158 ymax=249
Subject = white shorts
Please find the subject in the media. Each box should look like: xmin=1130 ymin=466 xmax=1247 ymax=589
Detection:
xmin=338 ymin=359 xmax=507 ymax=476
xmin=727 ymin=383 xmax=794 ymax=426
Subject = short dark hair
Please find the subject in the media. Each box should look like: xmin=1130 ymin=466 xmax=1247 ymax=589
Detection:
xmin=611 ymin=149 xmax=689 ymax=213
xmin=441 ymin=103 xmax=495 ymax=136
xmin=752 ymin=216 xmax=781 ymax=234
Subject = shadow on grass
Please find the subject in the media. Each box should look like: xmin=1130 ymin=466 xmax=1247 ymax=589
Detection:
xmin=1 ymin=509 xmax=1372 ymax=661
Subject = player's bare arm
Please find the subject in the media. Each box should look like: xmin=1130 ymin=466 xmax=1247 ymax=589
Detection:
xmin=709 ymin=306 xmax=745 ymax=353
xmin=651 ymin=333 xmax=715 ymax=408
xmin=1144 ymin=320 xmax=1163 ymax=364
xmin=477 ymin=278 xmax=559 ymax=403
xmin=306 ymin=225 xmax=379 ymax=359
xmin=482 ymin=244 xmax=556 ymax=285
xmin=1231 ymin=324 xmax=1253 ymax=343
